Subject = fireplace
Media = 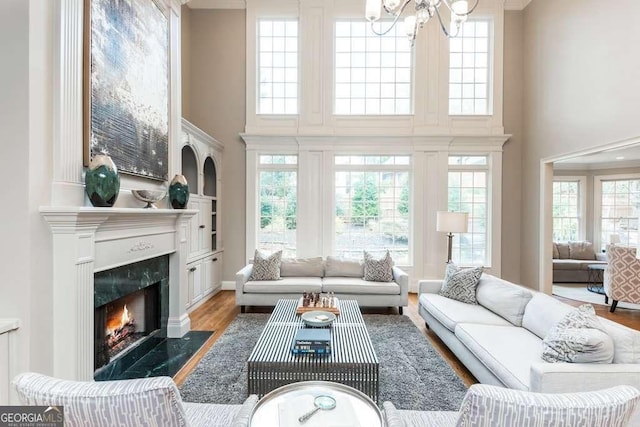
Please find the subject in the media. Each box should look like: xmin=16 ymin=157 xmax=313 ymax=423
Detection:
xmin=93 ymin=255 xmax=169 ymax=377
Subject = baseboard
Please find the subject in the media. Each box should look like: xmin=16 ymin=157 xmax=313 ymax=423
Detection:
xmin=222 ymin=280 xmax=235 ymax=290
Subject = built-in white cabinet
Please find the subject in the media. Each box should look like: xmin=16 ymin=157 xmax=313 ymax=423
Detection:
xmin=181 ymin=119 xmax=223 ymax=312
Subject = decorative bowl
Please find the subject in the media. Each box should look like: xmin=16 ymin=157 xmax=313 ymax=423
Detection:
xmin=301 ymin=311 xmax=336 ymax=328
xmin=131 ymin=190 xmax=166 ymax=209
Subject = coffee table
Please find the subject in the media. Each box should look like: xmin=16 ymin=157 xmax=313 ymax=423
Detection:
xmin=247 ymin=299 xmax=379 ymax=402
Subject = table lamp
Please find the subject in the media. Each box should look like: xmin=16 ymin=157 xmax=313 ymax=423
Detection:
xmin=436 ymin=211 xmax=469 ymax=263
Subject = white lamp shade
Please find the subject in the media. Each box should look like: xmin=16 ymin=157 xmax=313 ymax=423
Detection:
xmin=609 ymin=233 xmax=621 ymax=245
xmin=437 ymin=211 xmax=469 ymax=233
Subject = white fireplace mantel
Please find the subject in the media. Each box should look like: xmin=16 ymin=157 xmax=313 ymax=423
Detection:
xmin=40 ymin=207 xmax=197 ymax=381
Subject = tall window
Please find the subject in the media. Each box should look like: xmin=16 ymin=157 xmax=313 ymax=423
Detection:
xmin=448 ymin=155 xmax=488 ymax=265
xmin=599 ymin=178 xmax=640 ymax=250
xmin=449 ymin=20 xmax=491 ymax=115
xmin=334 ymin=155 xmax=410 ymax=264
xmin=552 ymin=180 xmax=581 ymax=242
xmin=257 ymin=20 xmax=298 ymax=114
xmin=258 ymin=155 xmax=298 ymax=257
xmin=334 ymin=21 xmax=412 ymax=115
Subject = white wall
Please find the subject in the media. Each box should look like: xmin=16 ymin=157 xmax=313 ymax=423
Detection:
xmin=521 ymin=0 xmax=640 ymax=289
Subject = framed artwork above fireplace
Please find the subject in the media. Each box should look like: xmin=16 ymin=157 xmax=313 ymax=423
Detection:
xmin=83 ymin=0 xmax=169 ymax=181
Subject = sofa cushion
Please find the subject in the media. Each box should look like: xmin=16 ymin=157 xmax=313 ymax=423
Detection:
xmin=542 ymin=304 xmax=614 ymax=364
xmin=476 ymin=274 xmax=533 ymax=326
xmin=249 ymin=250 xmax=282 ymax=281
xmin=455 ymin=323 xmax=543 ymax=390
xmin=324 ymin=256 xmax=364 ymax=277
xmin=599 ymin=317 xmax=640 ymax=364
xmin=568 ymin=241 xmax=596 ymax=260
xmin=438 ymin=264 xmax=483 ymax=304
xmin=552 ymin=260 xmax=592 ymax=271
xmin=321 ymin=277 xmax=399 ymax=295
xmin=556 ymin=242 xmax=570 ymax=259
xmin=280 ymin=257 xmax=323 ymax=277
xmin=522 ymin=293 xmax=574 ymax=339
xmin=363 ymin=250 xmax=393 ymax=282
xmin=244 ymin=277 xmax=322 ymax=293
xmin=419 ymin=293 xmax=512 ymax=333
xmin=553 ymin=243 xmax=560 ymax=259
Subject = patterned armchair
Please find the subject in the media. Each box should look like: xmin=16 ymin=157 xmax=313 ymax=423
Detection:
xmin=383 ymin=384 xmax=640 ymax=427
xmin=604 ymin=245 xmax=640 ymax=312
xmin=13 ymin=372 xmax=257 ymax=427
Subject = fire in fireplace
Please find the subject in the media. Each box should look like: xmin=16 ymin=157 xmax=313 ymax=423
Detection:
xmin=95 ymin=284 xmax=161 ymax=371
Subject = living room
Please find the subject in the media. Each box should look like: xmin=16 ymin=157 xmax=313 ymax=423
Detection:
xmin=2 ymin=0 xmax=640 ymax=425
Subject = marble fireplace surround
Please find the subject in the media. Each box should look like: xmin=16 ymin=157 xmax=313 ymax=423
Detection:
xmin=41 ymin=207 xmax=196 ymax=381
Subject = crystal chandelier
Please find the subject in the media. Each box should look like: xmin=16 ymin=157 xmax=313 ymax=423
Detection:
xmin=365 ymin=0 xmax=479 ymax=45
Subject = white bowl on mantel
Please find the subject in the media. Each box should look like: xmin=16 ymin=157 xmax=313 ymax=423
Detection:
xmin=131 ymin=190 xmax=166 ymax=209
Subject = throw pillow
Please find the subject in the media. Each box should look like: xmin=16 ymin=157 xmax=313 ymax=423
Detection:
xmin=363 ymin=250 xmax=393 ymax=282
xmin=552 ymin=243 xmax=560 ymax=259
xmin=542 ymin=304 xmax=614 ymax=364
xmin=568 ymin=241 xmax=596 ymax=260
xmin=249 ymin=250 xmax=282 ymax=281
xmin=438 ymin=263 xmax=483 ymax=304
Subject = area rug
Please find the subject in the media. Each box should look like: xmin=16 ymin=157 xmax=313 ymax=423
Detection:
xmin=179 ymin=314 xmax=468 ymax=410
xmin=553 ymin=283 xmax=640 ymax=310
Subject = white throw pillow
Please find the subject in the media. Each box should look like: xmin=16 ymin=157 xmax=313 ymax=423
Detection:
xmin=542 ymin=304 xmax=614 ymax=364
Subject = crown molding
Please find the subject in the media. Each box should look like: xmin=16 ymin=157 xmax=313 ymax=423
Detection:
xmin=504 ymin=0 xmax=533 ymax=11
xmin=187 ymin=0 xmax=246 ymax=9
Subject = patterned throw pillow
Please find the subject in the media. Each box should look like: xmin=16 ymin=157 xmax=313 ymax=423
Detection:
xmin=438 ymin=263 xmax=483 ymax=304
xmin=542 ymin=304 xmax=614 ymax=363
xmin=249 ymin=250 xmax=282 ymax=281
xmin=363 ymin=251 xmax=393 ymax=282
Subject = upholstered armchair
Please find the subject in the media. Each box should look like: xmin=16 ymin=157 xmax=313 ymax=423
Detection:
xmin=604 ymin=245 xmax=640 ymax=312
xmin=13 ymin=372 xmax=257 ymax=427
xmin=383 ymin=384 xmax=640 ymax=427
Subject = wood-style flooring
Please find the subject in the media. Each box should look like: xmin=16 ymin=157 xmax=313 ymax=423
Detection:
xmin=173 ymin=290 xmax=640 ymax=387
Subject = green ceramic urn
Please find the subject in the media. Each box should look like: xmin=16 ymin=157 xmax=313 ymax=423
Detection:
xmin=169 ymin=174 xmax=190 ymax=209
xmin=85 ymin=154 xmax=120 ymax=207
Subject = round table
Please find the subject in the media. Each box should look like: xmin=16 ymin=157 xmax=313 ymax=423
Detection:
xmin=249 ymin=381 xmax=383 ymax=427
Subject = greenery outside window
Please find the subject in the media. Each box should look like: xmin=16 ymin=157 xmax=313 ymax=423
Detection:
xmin=258 ymin=155 xmax=297 ymax=257
xmin=447 ymin=155 xmax=489 ymax=265
xmin=599 ymin=178 xmax=640 ymax=250
xmin=552 ymin=180 xmax=581 ymax=242
xmin=334 ymin=155 xmax=411 ymax=264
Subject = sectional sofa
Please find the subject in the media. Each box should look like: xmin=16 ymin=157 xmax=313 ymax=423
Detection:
xmin=418 ymin=274 xmax=640 ymax=398
xmin=236 ymin=256 xmax=408 ymax=313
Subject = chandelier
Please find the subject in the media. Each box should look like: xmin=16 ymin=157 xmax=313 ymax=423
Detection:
xmin=365 ymin=0 xmax=479 ymax=44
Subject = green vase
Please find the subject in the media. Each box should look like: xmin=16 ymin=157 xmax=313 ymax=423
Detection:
xmin=85 ymin=154 xmax=120 ymax=207
xmin=169 ymin=174 xmax=190 ymax=209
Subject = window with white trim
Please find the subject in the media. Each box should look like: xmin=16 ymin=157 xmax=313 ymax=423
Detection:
xmin=552 ymin=180 xmax=581 ymax=242
xmin=449 ymin=20 xmax=491 ymax=115
xmin=257 ymin=20 xmax=298 ymax=115
xmin=448 ymin=155 xmax=489 ymax=265
xmin=334 ymin=21 xmax=412 ymax=115
xmin=258 ymin=155 xmax=298 ymax=257
xmin=334 ymin=155 xmax=410 ymax=264
xmin=599 ymin=178 xmax=639 ymax=250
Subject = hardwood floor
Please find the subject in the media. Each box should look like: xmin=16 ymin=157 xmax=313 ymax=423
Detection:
xmin=173 ymin=290 xmax=640 ymax=387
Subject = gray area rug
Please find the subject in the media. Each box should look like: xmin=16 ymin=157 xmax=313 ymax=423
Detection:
xmin=179 ymin=314 xmax=467 ymax=410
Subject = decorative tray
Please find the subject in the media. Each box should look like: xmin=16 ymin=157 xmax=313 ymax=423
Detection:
xmin=295 ymin=297 xmax=340 ymax=315
xmin=301 ymin=311 xmax=336 ymax=327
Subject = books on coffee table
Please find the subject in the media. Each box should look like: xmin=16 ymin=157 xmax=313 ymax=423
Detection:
xmin=291 ymin=328 xmax=331 ymax=355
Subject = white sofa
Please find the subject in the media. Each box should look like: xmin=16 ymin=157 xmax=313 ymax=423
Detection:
xmin=418 ymin=274 xmax=640 ymax=398
xmin=236 ymin=256 xmax=409 ymax=314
